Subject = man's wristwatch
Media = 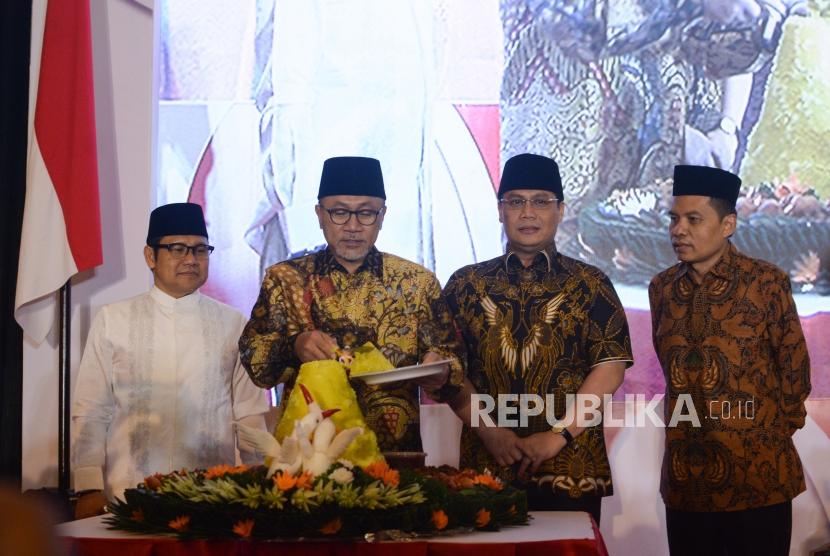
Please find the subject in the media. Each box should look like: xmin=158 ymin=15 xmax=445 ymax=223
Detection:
xmin=551 ymin=422 xmax=574 ymax=446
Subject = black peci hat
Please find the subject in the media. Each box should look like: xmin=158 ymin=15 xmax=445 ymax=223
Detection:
xmin=317 ymin=156 xmax=386 ymax=200
xmin=146 ymin=203 xmax=208 ymax=244
xmin=498 ymin=153 xmax=564 ymax=200
xmin=672 ymin=165 xmax=741 ymax=204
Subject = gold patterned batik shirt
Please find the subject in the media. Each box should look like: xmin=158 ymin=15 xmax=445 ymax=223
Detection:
xmin=239 ymin=247 xmax=463 ymax=452
xmin=649 ymin=243 xmax=811 ymax=512
xmin=444 ymin=246 xmax=633 ymax=498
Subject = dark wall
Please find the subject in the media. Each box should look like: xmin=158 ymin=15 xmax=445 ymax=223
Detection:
xmin=0 ymin=0 xmax=32 ymax=485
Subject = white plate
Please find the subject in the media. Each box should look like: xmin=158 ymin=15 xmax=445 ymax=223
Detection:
xmin=352 ymin=359 xmax=452 ymax=385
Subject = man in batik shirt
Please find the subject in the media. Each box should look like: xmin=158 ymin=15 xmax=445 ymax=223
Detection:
xmin=444 ymin=153 xmax=633 ymax=524
xmin=239 ymin=156 xmax=463 ymax=452
xmin=649 ymin=165 xmax=811 ymax=556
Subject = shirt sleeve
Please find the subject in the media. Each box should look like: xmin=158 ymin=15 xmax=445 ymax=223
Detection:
xmin=231 ymin=353 xmax=271 ymax=421
xmin=235 ymin=414 xmax=268 ymax=465
xmin=585 ymin=274 xmax=634 ymax=368
xmin=648 ymin=276 xmax=662 ymax=362
xmin=71 ymin=308 xmax=114 ymax=492
xmin=767 ymin=273 xmax=811 ymax=432
xmin=417 ymin=274 xmax=465 ymax=402
xmin=443 ymin=271 xmax=473 ymax=371
xmin=238 ymin=267 xmax=305 ymax=388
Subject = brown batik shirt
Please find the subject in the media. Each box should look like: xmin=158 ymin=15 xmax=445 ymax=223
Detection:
xmin=649 ymin=243 xmax=811 ymax=511
xmin=239 ymin=247 xmax=464 ymax=452
xmin=444 ymin=245 xmax=633 ymax=498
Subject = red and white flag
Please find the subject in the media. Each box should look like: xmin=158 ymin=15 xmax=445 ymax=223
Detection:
xmin=15 ymin=0 xmax=102 ymax=344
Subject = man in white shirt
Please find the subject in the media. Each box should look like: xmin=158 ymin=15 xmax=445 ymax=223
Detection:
xmin=71 ymin=203 xmax=269 ymax=517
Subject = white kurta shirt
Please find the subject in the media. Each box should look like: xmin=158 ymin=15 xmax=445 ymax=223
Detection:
xmin=72 ymin=287 xmax=268 ymax=499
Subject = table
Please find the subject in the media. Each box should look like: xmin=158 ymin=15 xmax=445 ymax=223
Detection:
xmin=56 ymin=511 xmax=608 ymax=555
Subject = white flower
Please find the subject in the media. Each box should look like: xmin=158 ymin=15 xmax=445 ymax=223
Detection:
xmin=330 ymin=467 xmax=354 ymax=484
xmin=336 ymin=459 xmax=354 ymax=469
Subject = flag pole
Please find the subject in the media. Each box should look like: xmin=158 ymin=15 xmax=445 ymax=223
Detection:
xmin=58 ymin=280 xmax=71 ymax=492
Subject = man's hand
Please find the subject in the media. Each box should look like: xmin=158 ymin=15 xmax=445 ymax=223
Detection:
xmin=517 ymin=432 xmax=567 ymax=477
xmin=685 ymin=125 xmax=718 ymax=167
xmin=74 ymin=490 xmax=108 ymax=520
xmin=294 ymin=330 xmax=339 ymax=362
xmin=476 ymin=426 xmax=524 ymax=466
xmin=684 ymin=124 xmax=739 ymax=171
xmin=706 ymin=127 xmax=739 ymax=171
xmin=412 ymin=351 xmax=450 ymax=391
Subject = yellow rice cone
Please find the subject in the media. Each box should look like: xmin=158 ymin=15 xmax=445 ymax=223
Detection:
xmin=275 ymin=360 xmax=384 ymax=468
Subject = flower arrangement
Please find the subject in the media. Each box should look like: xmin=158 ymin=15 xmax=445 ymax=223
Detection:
xmin=105 ymin=377 xmax=526 ymax=540
xmin=104 ymin=462 xmax=528 ymax=540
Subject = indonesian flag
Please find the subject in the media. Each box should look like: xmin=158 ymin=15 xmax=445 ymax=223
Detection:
xmin=15 ymin=0 xmax=102 ymax=344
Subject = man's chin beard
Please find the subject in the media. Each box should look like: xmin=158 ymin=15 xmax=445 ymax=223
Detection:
xmin=334 ymin=247 xmax=369 ymax=263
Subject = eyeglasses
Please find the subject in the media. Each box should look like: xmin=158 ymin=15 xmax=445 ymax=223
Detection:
xmin=322 ymin=207 xmax=384 ymax=226
xmin=499 ymin=197 xmax=560 ymax=210
xmin=154 ymin=243 xmax=215 ymax=259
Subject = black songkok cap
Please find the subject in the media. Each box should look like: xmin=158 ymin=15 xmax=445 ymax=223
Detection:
xmin=672 ymin=165 xmax=741 ymax=203
xmin=498 ymin=153 xmax=564 ymax=201
xmin=317 ymin=156 xmax=386 ymax=200
xmin=146 ymin=203 xmax=208 ymax=244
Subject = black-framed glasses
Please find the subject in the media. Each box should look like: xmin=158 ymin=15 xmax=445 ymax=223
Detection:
xmin=154 ymin=243 xmax=215 ymax=259
xmin=499 ymin=197 xmax=559 ymax=210
xmin=322 ymin=207 xmax=384 ymax=226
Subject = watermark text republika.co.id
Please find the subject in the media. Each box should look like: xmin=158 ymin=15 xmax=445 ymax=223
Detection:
xmin=469 ymin=393 xmax=756 ymax=428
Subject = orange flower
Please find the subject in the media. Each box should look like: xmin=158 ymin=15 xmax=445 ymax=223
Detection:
xmin=431 ymin=509 xmax=449 ymax=531
xmin=457 ymin=477 xmax=475 ymax=489
xmin=233 ymin=518 xmax=255 ymax=539
xmin=204 ymin=464 xmax=234 ymax=480
xmin=169 ymin=515 xmax=190 ymax=532
xmin=364 ymin=460 xmax=399 ymax=486
xmin=475 ymin=508 xmax=491 ymax=529
xmin=273 ymin=471 xmax=298 ymax=491
xmin=295 ymin=471 xmax=314 ymax=490
xmin=473 ymin=473 xmax=503 ymax=491
xmin=319 ymin=517 xmax=342 ymax=535
xmin=144 ymin=473 xmax=164 ymax=491
xmin=131 ymin=508 xmax=144 ymax=522
xmin=508 ymin=504 xmax=517 ymax=516
xmin=364 ymin=460 xmax=390 ymax=480
xmin=381 ymin=468 xmax=400 ymax=487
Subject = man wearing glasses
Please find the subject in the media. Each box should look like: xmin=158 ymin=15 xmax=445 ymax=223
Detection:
xmin=444 ymin=153 xmax=633 ymax=524
xmin=72 ymin=203 xmax=268 ymax=517
xmin=239 ymin=156 xmax=463 ymax=454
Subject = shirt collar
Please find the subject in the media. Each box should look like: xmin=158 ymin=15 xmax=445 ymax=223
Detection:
xmin=314 ymin=245 xmax=384 ymax=278
xmin=675 ymin=241 xmax=737 ymax=283
xmin=504 ymin=243 xmax=559 ymax=272
xmin=150 ymin=285 xmax=201 ymax=310
xmin=710 ymin=243 xmax=738 ymax=279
